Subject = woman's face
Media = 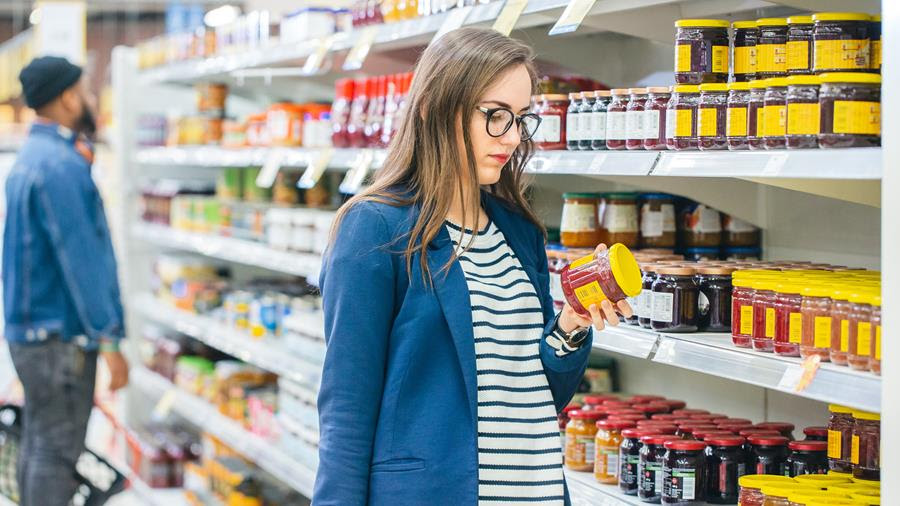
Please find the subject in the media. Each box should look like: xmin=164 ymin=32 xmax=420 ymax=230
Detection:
xmin=460 ymin=64 xmax=533 ymax=186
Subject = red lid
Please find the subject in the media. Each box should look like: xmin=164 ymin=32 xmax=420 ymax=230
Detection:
xmin=662 ymin=400 xmax=687 ymax=410
xmin=678 ymin=423 xmax=718 ymax=430
xmin=608 ymin=414 xmax=645 ymax=422
xmin=705 ymin=436 xmax=746 ymax=447
xmin=606 ymin=408 xmax=641 ymax=415
xmin=755 ymin=422 xmax=795 ymax=432
xmin=688 ymin=414 xmax=718 ymax=421
xmin=353 ymin=78 xmax=368 ymax=97
xmin=604 ymin=401 xmax=633 ymax=408
xmin=583 ymin=394 xmax=618 ymax=405
xmin=622 ymin=428 xmax=655 ymax=438
xmin=748 ymin=435 xmax=790 ymax=446
xmin=570 ymin=410 xmax=604 ymax=420
xmin=717 ymin=421 xmax=754 ymax=429
xmin=713 ymin=418 xmax=752 ymax=425
xmin=681 ymin=425 xmax=718 ymax=435
xmin=336 ymin=78 xmax=355 ymax=99
xmin=641 ymin=434 xmax=676 ymax=446
xmin=628 ymin=395 xmax=666 ymax=404
xmin=651 ymin=414 xmax=679 ymax=421
xmin=739 ymin=429 xmax=781 ymax=438
xmin=788 ymin=440 xmax=827 ymax=451
xmin=693 ymin=430 xmax=735 ymax=439
xmin=635 ymin=403 xmax=669 ymax=414
xmin=376 ymin=75 xmax=388 ymax=98
xmin=402 ymin=72 xmax=413 ymax=93
xmin=673 ymin=409 xmax=709 ymax=416
xmin=637 ymin=422 xmax=679 ymax=431
xmin=597 ymin=419 xmax=637 ymax=430
xmin=664 ymin=440 xmax=708 ymax=451
xmin=562 ymin=404 xmax=582 ymax=414
xmin=803 ymin=426 xmax=828 ymax=437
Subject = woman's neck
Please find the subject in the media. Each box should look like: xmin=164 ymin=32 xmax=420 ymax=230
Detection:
xmin=447 ymin=185 xmax=488 ymax=231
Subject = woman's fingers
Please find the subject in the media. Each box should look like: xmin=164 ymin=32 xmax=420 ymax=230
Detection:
xmin=588 ymin=304 xmax=606 ymax=331
xmin=616 ymin=299 xmax=634 ymax=318
xmin=593 ymin=243 xmax=608 ymax=255
xmin=599 ymin=299 xmax=619 ymax=326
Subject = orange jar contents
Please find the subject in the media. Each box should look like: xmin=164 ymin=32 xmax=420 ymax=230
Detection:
xmin=828 ymin=404 xmax=854 ymax=473
xmin=738 ymin=475 xmax=796 ymax=506
xmin=595 ymin=419 xmax=636 ymax=483
xmin=565 ymin=410 xmax=604 ymax=471
xmin=561 ymin=193 xmax=602 ymax=248
xmin=851 ymin=411 xmax=880 ymax=481
xmin=267 ymin=103 xmax=305 ymax=146
xmin=560 ymin=245 xmax=643 ymax=318
xmin=752 ymin=279 xmax=778 ymax=353
xmin=800 ymin=285 xmax=833 ymax=361
xmin=774 ymin=282 xmax=803 ymax=357
xmin=598 ymin=193 xmax=639 ymax=247
xmin=847 ymin=292 xmax=874 ymax=371
xmin=829 ymin=288 xmax=853 ymax=366
xmin=869 ymin=295 xmax=881 ymax=375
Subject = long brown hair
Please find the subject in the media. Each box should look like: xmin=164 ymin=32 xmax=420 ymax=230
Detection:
xmin=332 ymin=27 xmax=544 ymax=283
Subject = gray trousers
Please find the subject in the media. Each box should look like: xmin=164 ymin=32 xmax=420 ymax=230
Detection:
xmin=8 ymin=339 xmax=97 ymax=506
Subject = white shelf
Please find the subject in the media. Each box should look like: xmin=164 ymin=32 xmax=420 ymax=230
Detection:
xmin=133 ymin=222 xmax=321 ymax=281
xmin=593 ymin=324 xmax=881 ymax=413
xmin=653 ymin=148 xmax=882 ymax=180
xmin=528 ymin=150 xmax=659 ymax=176
xmin=135 ymin=146 xmax=386 ymax=170
xmin=565 ymin=470 xmax=642 ymax=506
xmin=130 ymin=367 xmax=317 ymax=498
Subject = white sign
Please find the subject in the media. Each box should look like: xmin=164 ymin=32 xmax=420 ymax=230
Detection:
xmin=34 ymin=1 xmax=86 ymax=65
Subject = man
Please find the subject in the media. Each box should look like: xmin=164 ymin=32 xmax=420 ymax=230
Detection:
xmin=3 ymin=56 xmax=128 ymax=506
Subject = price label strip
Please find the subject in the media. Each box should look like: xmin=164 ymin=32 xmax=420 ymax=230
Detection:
xmin=343 ymin=26 xmax=379 ymax=71
xmin=302 ymin=35 xmax=335 ymax=75
xmin=777 ymin=355 xmax=821 ymax=393
xmin=549 ymin=0 xmax=598 ymax=36
xmin=256 ymin=148 xmax=285 ymax=188
xmin=298 ymin=148 xmax=336 ymax=189
xmin=492 ymin=0 xmax=528 ymax=36
xmin=340 ymin=149 xmax=376 ymax=194
xmin=432 ymin=5 xmax=474 ymax=44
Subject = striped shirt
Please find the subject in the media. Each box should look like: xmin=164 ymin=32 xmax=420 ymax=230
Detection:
xmin=446 ymin=220 xmax=566 ymax=506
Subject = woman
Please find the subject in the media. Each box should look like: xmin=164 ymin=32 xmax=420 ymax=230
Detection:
xmin=314 ymin=27 xmax=631 ymax=506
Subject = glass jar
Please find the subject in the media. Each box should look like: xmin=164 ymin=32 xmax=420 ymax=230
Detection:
xmin=565 ymin=409 xmax=604 ymax=471
xmin=578 ymin=91 xmax=596 ymax=150
xmin=680 ymin=203 xmax=722 ymax=248
xmin=560 ymin=403 xmax=583 ymax=450
xmin=598 ymin=192 xmax=639 ymax=248
xmin=761 ymin=484 xmax=822 ymax=506
xmin=787 ymin=16 xmax=814 ymax=75
xmin=626 ymin=88 xmax=649 ymax=150
xmin=870 ymin=15 xmax=881 ymax=72
xmin=644 ymin=87 xmax=671 ymax=150
xmin=560 ymin=245 xmax=643 ymax=318
xmin=704 ymin=436 xmax=747 ymax=504
xmin=731 ymin=276 xmax=754 ymax=348
xmin=804 ymin=427 xmax=828 ymax=442
xmin=774 ymin=282 xmax=803 ymax=357
xmin=621 ymin=428 xmax=651 ymax=495
xmin=679 ymin=424 xmax=718 ymax=440
xmin=592 ymin=90 xmax=611 ymax=150
xmin=536 ymin=94 xmax=568 ymax=150
xmin=674 ymin=19 xmax=729 ymax=84
xmin=640 ymin=193 xmax=677 ymax=249
xmin=800 ymin=284 xmax=833 ymax=360
xmin=828 ymin=404 xmax=855 ymax=474
xmin=725 ymin=247 xmax=763 ymax=261
xmin=651 ymin=267 xmax=699 ymax=333
xmin=695 ymin=266 xmax=734 ymax=332
xmin=668 ymin=85 xmax=700 ymax=150
xmin=812 ymin=13 xmax=871 ymax=73
xmin=732 ymin=21 xmax=759 ymax=82
xmin=698 ymin=83 xmax=729 ymax=150
xmin=738 ymin=475 xmax=796 ymax=506
xmin=606 ymin=88 xmax=630 ymax=150
xmin=639 ymin=434 xmax=673 ymax=503
xmin=748 ymin=435 xmax=790 ymax=475
xmin=757 ymin=18 xmax=789 ymax=78
xmin=752 ymin=279 xmax=778 ymax=352
xmin=830 ymin=287 xmax=852 ymax=363
xmin=869 ymin=294 xmax=881 ymax=375
xmin=560 ymin=192 xmax=602 ymax=248
xmin=787 ymin=440 xmax=828 ymax=476
xmin=722 ymin=214 xmax=760 ymax=247
xmin=763 ymin=78 xmax=788 ymax=149
xmin=595 ymin=419 xmax=636 ymax=484
xmin=727 ymin=82 xmax=751 ymax=150
xmin=662 ymin=439 xmax=708 ymax=504
xmin=851 ymin=411 xmax=879 ymax=481
xmin=566 ymin=92 xmax=582 ymax=151
xmin=818 ymin=73 xmax=881 ymax=148
xmin=639 ymin=264 xmax=660 ymax=329
xmin=847 ymin=291 xmax=874 ymax=371
xmin=748 ymin=80 xmax=768 ymax=149
xmin=786 ymin=75 xmax=821 ymax=149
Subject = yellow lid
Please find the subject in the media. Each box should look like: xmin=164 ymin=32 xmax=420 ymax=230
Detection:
xmin=728 ymin=82 xmax=751 ymax=91
xmin=829 ymin=471 xmax=855 ymax=479
xmin=804 ymin=500 xmax=868 ymax=506
xmin=766 ymin=77 xmax=789 ymax=87
xmin=819 ymin=73 xmax=882 ymax=84
xmin=752 ymin=278 xmax=779 ymax=291
xmin=850 ymin=493 xmax=880 ymax=506
xmin=762 ymin=483 xmax=821 ymax=497
xmin=674 ymin=84 xmax=701 ymax=93
xmin=777 ymin=282 xmax=804 ymax=295
xmin=872 ymin=15 xmax=881 ymax=22
xmin=609 ymin=243 xmax=643 ymax=298
xmin=829 ymin=484 xmax=880 ymax=496
xmin=699 ymin=83 xmax=729 ymax=92
xmin=848 ymin=291 xmax=875 ymax=304
xmin=870 ymin=294 xmax=881 ymax=307
xmin=757 ymin=17 xmax=788 ymax=26
xmin=831 ymin=288 xmax=855 ymax=301
xmin=850 ymin=477 xmax=881 ymax=487
xmin=738 ymin=475 xmax=796 ymax=489
xmin=787 ymin=75 xmax=822 ymax=86
xmin=829 ymin=404 xmax=854 ymax=414
xmin=795 ymin=474 xmax=853 ymax=486
xmin=789 ymin=491 xmax=845 ymax=504
xmin=734 ymin=269 xmax=780 ymax=277
xmin=788 ymin=15 xmax=814 ymax=25
xmin=675 ymin=19 xmax=730 ymax=28
xmin=733 ymin=20 xmax=758 ymax=29
xmin=749 ymin=79 xmax=769 ymax=89
xmin=813 ymin=13 xmax=872 ymax=23
xmin=853 ymin=410 xmax=880 ymax=421
xmin=802 ymin=285 xmax=833 ymax=298
xmin=733 ymin=277 xmax=755 ymax=288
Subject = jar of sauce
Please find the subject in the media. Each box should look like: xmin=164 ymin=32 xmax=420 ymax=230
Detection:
xmin=731 ymin=276 xmax=755 ymax=348
xmin=567 ymin=92 xmax=582 ymax=151
xmin=704 ymin=436 xmax=747 ymax=504
xmin=803 ymin=427 xmax=828 ymax=442
xmin=674 ymin=19 xmax=730 ymax=84
xmin=869 ymin=294 xmax=881 ymax=375
xmin=748 ymin=80 xmax=768 ymax=149
xmin=662 ymin=439 xmax=708 ymax=504
xmin=695 ymin=266 xmax=734 ymax=332
xmin=787 ymin=16 xmax=814 ymax=75
xmin=639 ymin=264 xmax=661 ymax=329
xmin=774 ymin=282 xmax=803 ymax=357
xmin=786 ymin=75 xmax=821 ymax=149
xmin=830 ymin=287 xmax=853 ymax=365
xmin=748 ymin=435 xmax=790 ymax=475
xmin=757 ymin=18 xmax=789 ymax=78
xmin=870 ymin=15 xmax=882 ymax=72
xmin=535 ymin=94 xmax=568 ymax=150
xmin=760 ymin=484 xmax=822 ymax=506
xmin=727 ymin=82 xmax=751 ymax=149
xmin=752 ymin=278 xmax=778 ymax=352
xmin=644 ymin=87 xmax=671 ymax=150
xmin=812 ymin=13 xmax=871 ymax=73
xmin=578 ymin=91 xmax=596 ymax=150
xmin=640 ymin=193 xmax=677 ymax=248
xmin=595 ymin=419 xmax=636 ymax=484
xmin=828 ymin=404 xmax=854 ymax=474
xmin=680 ymin=203 xmax=722 ymax=247
xmin=847 ymin=291 xmax=874 ymax=371
xmin=639 ymin=434 xmax=673 ymax=503
xmin=565 ymin=409 xmax=604 ymax=471
xmin=606 ymin=89 xmax=630 ymax=150
xmin=850 ymin=411 xmax=880 ymax=481
xmin=652 ymin=267 xmax=699 ymax=333
xmin=560 ymin=192 xmax=602 ymax=248
xmin=763 ymin=78 xmax=788 ymax=149
xmin=668 ymin=85 xmax=700 ymax=150
xmin=787 ymin=440 xmax=828 ymax=476
xmin=598 ymin=192 xmax=639 ymax=248
xmin=626 ymin=88 xmax=649 ymax=150
xmin=800 ymin=284 xmax=833 ymax=360
xmin=738 ymin=475 xmax=795 ymax=506
xmin=818 ymin=73 xmax=880 ymax=148
xmin=559 ymin=403 xmax=583 ymax=449
xmin=732 ymin=21 xmax=759 ymax=82
xmin=560 ymin=245 xmax=643 ymax=318
xmin=698 ymin=83 xmax=729 ymax=150
xmin=620 ymin=428 xmax=653 ymax=495
xmin=722 ymin=214 xmax=760 ymax=247
xmin=591 ymin=90 xmax=611 ymax=150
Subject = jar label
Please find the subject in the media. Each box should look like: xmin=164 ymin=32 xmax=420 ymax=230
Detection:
xmin=607 ymin=111 xmax=627 ymax=140
xmin=857 ymin=322 xmax=872 ymax=356
xmin=639 ymin=462 xmax=662 ymax=493
xmin=814 ymin=316 xmax=832 ymax=349
xmin=675 ymin=43 xmax=692 ymax=73
xmin=539 ymin=114 xmax=561 ymax=142
xmin=675 ymin=109 xmax=693 ymax=138
xmin=765 ymin=307 xmax=776 ymax=338
xmin=851 ymin=435 xmax=860 ymax=465
xmin=625 ymin=110 xmax=644 ymax=141
xmin=644 ymin=109 xmax=661 ymax=139
xmin=712 ymin=45 xmax=729 ymax=73
xmin=698 ymin=107 xmax=718 ymax=137
xmin=757 ymin=43 xmax=787 ymax=73
xmin=787 ymin=102 xmax=819 ymax=135
xmin=876 ymin=325 xmax=882 ymax=360
xmin=620 ymin=454 xmax=639 ymax=487
xmin=561 ymin=202 xmax=597 ymax=233
xmin=832 ymin=101 xmax=881 ymax=136
xmin=604 ymin=448 xmax=618 ymax=476
xmin=789 ymin=312 xmax=802 ymax=344
xmin=698 ymin=291 xmax=710 ymax=316
xmin=726 ymin=107 xmax=748 ymax=137
xmin=733 ymin=46 xmax=756 ymax=75
xmin=787 ymin=40 xmax=810 ymax=71
xmin=574 ymin=281 xmax=610 ymax=310
xmin=724 ymin=216 xmax=755 ymax=233
xmin=550 ymin=272 xmax=564 ymax=303
xmin=663 ymin=467 xmax=697 ymax=501
xmin=595 ymin=446 xmax=619 ymax=478
xmin=840 ymin=319 xmax=849 ymax=352
xmin=827 ymin=430 xmax=842 ymax=459
xmin=763 ymin=105 xmax=787 ymax=137
xmin=814 ymin=39 xmax=870 ymax=71
xmin=687 ymin=205 xmax=722 ymax=233
xmin=600 ymin=203 xmax=638 ymax=233
xmin=872 ymin=39 xmax=882 ymax=69
xmin=591 ymin=111 xmax=607 ymax=140
xmin=651 ymin=291 xmax=674 ymax=323
xmin=740 ymin=306 xmax=753 ymax=335
xmin=641 ymin=210 xmax=664 ymax=238
xmin=567 ymin=112 xmax=581 ymax=142
xmin=755 ymin=106 xmax=765 ymax=138
xmin=665 ymin=109 xmax=677 ymax=140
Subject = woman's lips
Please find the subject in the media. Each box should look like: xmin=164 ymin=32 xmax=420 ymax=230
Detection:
xmin=490 ymin=154 xmax=510 ymax=164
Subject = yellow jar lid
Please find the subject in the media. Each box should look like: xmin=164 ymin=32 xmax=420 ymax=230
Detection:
xmin=777 ymin=282 xmax=804 ymax=295
xmin=828 ymin=405 xmax=854 ymax=414
xmin=749 ymin=79 xmax=769 ymax=89
xmin=788 ymin=15 xmax=813 ymax=24
xmin=805 ymin=500 xmax=868 ymax=506
xmin=853 ymin=410 xmax=880 ymax=421
xmin=789 ymin=491 xmax=845 ymax=504
xmin=609 ymin=243 xmax=643 ymax=298
xmin=728 ymin=82 xmax=751 ymax=91
xmin=819 ymin=73 xmax=882 ymax=84
xmin=813 ymin=12 xmax=872 ymax=23
xmin=829 ymin=484 xmax=880 ymax=495
xmin=733 ymin=277 xmax=754 ymax=288
xmin=738 ymin=474 xmax=795 ymax=489
xmin=766 ymin=77 xmax=789 ymax=87
xmin=752 ymin=278 xmax=779 ymax=291
xmin=850 ymin=477 xmax=880 ymax=487
xmin=762 ymin=483 xmax=822 ymax=497
xmin=787 ymin=75 xmax=822 ymax=86
xmin=871 ymin=15 xmax=881 ymax=22
xmin=757 ymin=17 xmax=788 ymax=26
xmin=850 ymin=494 xmax=879 ymax=505
xmin=829 ymin=471 xmax=855 ymax=479
xmin=796 ymin=474 xmax=853 ymax=486
xmin=675 ymin=19 xmax=730 ymax=28
xmin=803 ymin=285 xmax=833 ymax=298
xmin=673 ymin=84 xmax=701 ymax=93
xmin=870 ymin=294 xmax=881 ymax=307
xmin=699 ymin=83 xmax=729 ymax=92
xmin=848 ymin=291 xmax=876 ymax=304
xmin=733 ymin=20 xmax=758 ymax=29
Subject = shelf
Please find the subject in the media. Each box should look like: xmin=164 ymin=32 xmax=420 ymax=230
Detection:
xmin=133 ymin=222 xmax=322 ymax=281
xmin=130 ymin=367 xmax=317 ymax=498
xmin=132 ymin=293 xmax=324 ymax=386
xmin=564 ymin=469 xmax=643 ymax=506
xmin=135 ymin=146 xmax=387 ymax=170
xmin=653 ymin=148 xmax=882 ymax=180
xmin=528 ymin=150 xmax=659 ymax=176
xmin=592 ymin=325 xmax=881 ymax=413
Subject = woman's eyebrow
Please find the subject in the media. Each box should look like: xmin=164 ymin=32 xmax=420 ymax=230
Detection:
xmin=481 ymin=99 xmax=530 ymax=112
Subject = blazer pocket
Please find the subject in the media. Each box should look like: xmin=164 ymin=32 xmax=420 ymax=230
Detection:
xmin=370 ymin=458 xmax=426 ymax=473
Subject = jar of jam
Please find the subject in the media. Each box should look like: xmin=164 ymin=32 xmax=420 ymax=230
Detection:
xmin=668 ymin=85 xmax=700 ymax=150
xmin=800 ymin=284 xmax=833 ymax=360
xmin=583 ymin=395 xmax=617 ymax=410
xmin=738 ymin=475 xmax=795 ymax=506
xmin=870 ymin=15 xmax=881 ymax=72
xmin=786 ymin=75 xmax=821 ymax=149
xmin=698 ymin=83 xmax=728 ymax=150
xmin=813 ymin=13 xmax=871 ymax=73
xmin=591 ymin=90 xmax=611 ymax=150
xmin=560 ymin=244 xmax=643 ymax=318
xmin=748 ymin=80 xmax=768 ymax=149
xmin=637 ymin=264 xmax=660 ymax=329
xmin=752 ymin=278 xmax=778 ymax=352
xmin=732 ymin=21 xmax=759 ymax=82
xmin=626 ymin=88 xmax=648 ymax=150
xmin=598 ymin=192 xmax=639 ymax=248
xmin=761 ymin=484 xmax=822 ymax=506
xmin=763 ymin=78 xmax=788 ymax=149
xmin=722 ymin=214 xmax=760 ymax=247
xmin=704 ymin=436 xmax=747 ymax=504
xmin=674 ymin=19 xmax=729 ymax=84
xmin=818 ymin=72 xmax=880 ymax=148
xmin=560 ymin=193 xmax=602 ymax=248
xmin=787 ymin=16 xmax=814 ymax=75
xmin=804 ymin=427 xmax=828 ymax=442
xmin=757 ymin=18 xmax=789 ymax=78
xmin=847 ymin=291 xmax=874 ymax=371
xmin=652 ymin=267 xmax=699 ymax=333
xmin=828 ymin=404 xmax=854 ymax=474
xmin=679 ymin=424 xmax=718 ymax=440
xmin=731 ymin=275 xmax=755 ymax=348
xmin=774 ymin=282 xmax=803 ymax=357
xmin=727 ymin=82 xmax=751 ymax=150
xmin=850 ymin=411 xmax=879 ymax=481
xmin=639 ymin=434 xmax=673 ymax=503
xmin=634 ymin=402 xmax=669 ymax=416
xmin=595 ymin=419 xmax=636 ymax=484
xmin=662 ymin=439 xmax=707 ymax=504
xmin=748 ymin=435 xmax=790 ymax=475
xmin=566 ymin=92 xmax=582 ymax=151
xmin=560 ymin=403 xmax=583 ymax=450
xmin=565 ymin=409 xmax=604 ymax=471
xmin=578 ymin=91 xmax=596 ymax=150
xmin=644 ymin=87 xmax=671 ymax=150
xmin=869 ymin=294 xmax=881 ymax=375
xmin=680 ymin=203 xmax=722 ymax=247
xmin=695 ymin=266 xmax=734 ymax=332
xmin=787 ymin=440 xmax=828 ymax=476
xmin=621 ymin=428 xmax=655 ymax=495
xmin=640 ymin=193 xmax=677 ymax=249
xmin=606 ymin=89 xmax=630 ymax=150
xmin=536 ymin=94 xmax=568 ymax=150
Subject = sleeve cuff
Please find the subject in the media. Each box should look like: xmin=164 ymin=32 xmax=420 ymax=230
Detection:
xmin=545 ymin=321 xmax=589 ymax=357
xmin=99 ymin=338 xmax=120 ymax=352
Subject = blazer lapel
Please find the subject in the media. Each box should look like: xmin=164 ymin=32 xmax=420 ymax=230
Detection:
xmin=482 ymin=195 xmax=543 ymax=303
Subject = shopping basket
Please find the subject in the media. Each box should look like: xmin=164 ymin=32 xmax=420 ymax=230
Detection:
xmin=0 ymin=404 xmax=127 ymax=506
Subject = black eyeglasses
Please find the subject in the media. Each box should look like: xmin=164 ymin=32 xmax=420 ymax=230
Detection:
xmin=476 ymin=106 xmax=542 ymax=141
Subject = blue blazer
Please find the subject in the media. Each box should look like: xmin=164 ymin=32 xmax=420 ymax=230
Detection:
xmin=314 ymin=191 xmax=593 ymax=506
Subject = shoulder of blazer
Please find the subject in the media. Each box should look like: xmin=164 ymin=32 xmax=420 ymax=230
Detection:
xmin=482 ymin=192 xmax=543 ymax=244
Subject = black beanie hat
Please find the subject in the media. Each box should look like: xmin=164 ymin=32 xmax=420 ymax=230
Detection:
xmin=18 ymin=56 xmax=83 ymax=109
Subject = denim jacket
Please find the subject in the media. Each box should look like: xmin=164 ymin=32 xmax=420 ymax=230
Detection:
xmin=3 ymin=122 xmax=124 ymax=348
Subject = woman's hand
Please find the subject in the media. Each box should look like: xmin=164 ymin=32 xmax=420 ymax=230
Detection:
xmin=557 ymin=243 xmax=634 ymax=333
